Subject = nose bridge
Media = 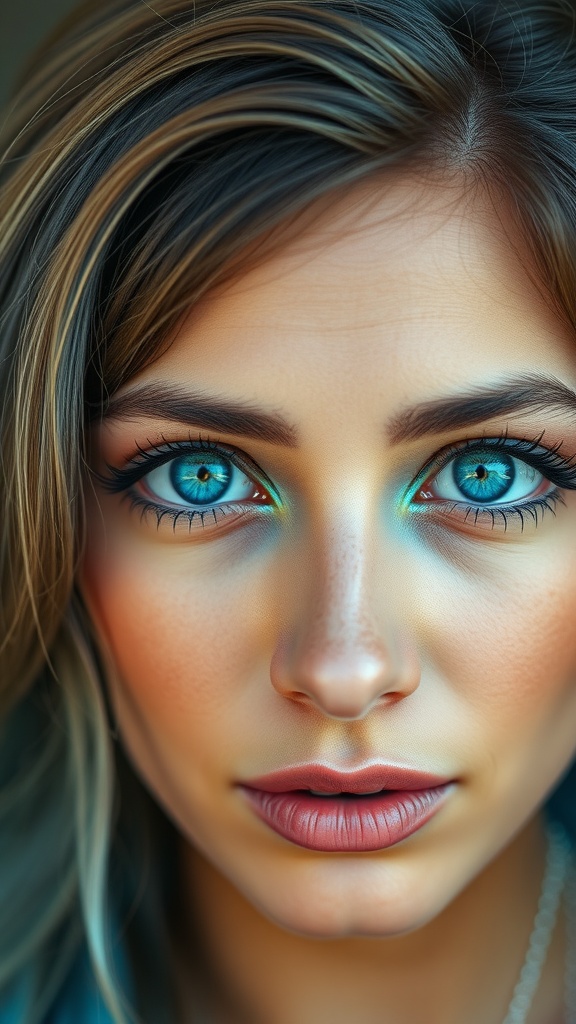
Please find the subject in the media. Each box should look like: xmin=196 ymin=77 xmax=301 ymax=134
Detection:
xmin=270 ymin=505 xmax=420 ymax=720
xmin=305 ymin=514 xmax=386 ymax=651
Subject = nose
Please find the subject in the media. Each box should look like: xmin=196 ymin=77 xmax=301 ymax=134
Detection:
xmin=270 ymin=516 xmax=421 ymax=720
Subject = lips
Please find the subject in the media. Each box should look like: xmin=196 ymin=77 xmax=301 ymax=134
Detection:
xmin=238 ymin=764 xmax=456 ymax=852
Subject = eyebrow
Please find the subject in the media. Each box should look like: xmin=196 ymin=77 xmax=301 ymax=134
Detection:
xmin=102 ymin=382 xmax=299 ymax=446
xmin=387 ymin=372 xmax=576 ymax=443
xmin=101 ymin=372 xmax=576 ymax=447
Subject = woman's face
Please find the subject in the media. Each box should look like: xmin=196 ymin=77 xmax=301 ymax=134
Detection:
xmin=80 ymin=174 xmax=576 ymax=938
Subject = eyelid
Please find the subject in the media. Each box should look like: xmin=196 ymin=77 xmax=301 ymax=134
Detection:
xmin=405 ymin=430 xmax=576 ymax=503
xmin=97 ymin=433 xmax=282 ymax=504
xmin=94 ymin=432 xmax=286 ymax=538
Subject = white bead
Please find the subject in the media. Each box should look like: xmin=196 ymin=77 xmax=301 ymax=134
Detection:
xmin=501 ymin=820 xmax=572 ymax=1024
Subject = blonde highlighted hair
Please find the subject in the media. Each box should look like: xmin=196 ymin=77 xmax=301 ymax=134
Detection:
xmin=2 ymin=1 xmax=576 ymax=1020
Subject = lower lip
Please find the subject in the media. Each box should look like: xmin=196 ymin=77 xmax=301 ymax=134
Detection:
xmin=239 ymin=783 xmax=455 ymax=852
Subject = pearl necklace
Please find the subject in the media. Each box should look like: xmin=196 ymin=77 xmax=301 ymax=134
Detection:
xmin=501 ymin=819 xmax=574 ymax=1024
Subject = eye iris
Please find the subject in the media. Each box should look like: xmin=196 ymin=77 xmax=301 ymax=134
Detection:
xmin=452 ymin=452 xmax=515 ymax=503
xmin=170 ymin=455 xmax=232 ymax=505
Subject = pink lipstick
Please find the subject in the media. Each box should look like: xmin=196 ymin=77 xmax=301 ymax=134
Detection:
xmin=238 ymin=764 xmax=456 ymax=852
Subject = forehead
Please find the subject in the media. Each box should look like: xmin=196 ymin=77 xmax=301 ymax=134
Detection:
xmin=124 ymin=174 xmax=576 ymax=407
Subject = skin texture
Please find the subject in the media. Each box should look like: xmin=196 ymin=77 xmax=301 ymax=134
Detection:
xmin=80 ymin=175 xmax=576 ymax=1023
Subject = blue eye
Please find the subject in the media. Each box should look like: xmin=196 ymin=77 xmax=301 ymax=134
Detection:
xmin=143 ymin=453 xmax=252 ymax=507
xmin=430 ymin=450 xmax=542 ymax=505
xmin=99 ymin=435 xmax=277 ymax=532
xmin=409 ymin=432 xmax=576 ymax=531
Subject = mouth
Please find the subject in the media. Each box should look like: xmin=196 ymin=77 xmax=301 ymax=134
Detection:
xmin=237 ymin=764 xmax=457 ymax=853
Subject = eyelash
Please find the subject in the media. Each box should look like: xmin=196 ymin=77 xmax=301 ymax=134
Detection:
xmin=98 ymin=433 xmax=278 ymax=532
xmin=97 ymin=428 xmax=576 ymax=534
xmin=407 ymin=428 xmax=576 ymax=531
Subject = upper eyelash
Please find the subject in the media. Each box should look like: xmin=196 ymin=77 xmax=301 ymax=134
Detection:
xmin=96 ymin=432 xmax=261 ymax=495
xmin=410 ymin=426 xmax=576 ymax=497
xmin=100 ymin=426 xmax=576 ymax=489
xmin=403 ymin=428 xmax=576 ymax=533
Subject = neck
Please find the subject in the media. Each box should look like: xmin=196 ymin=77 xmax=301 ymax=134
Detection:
xmin=172 ymin=813 xmax=567 ymax=1024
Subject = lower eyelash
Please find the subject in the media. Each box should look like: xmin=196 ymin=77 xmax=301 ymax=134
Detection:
xmin=132 ymin=490 xmax=563 ymax=535
xmin=428 ymin=492 xmax=564 ymax=532
xmin=128 ymin=493 xmax=253 ymax=531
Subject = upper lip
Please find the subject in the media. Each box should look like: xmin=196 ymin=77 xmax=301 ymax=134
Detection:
xmin=239 ymin=764 xmax=455 ymax=794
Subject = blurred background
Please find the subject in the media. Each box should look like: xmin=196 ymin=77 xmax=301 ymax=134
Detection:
xmin=1 ymin=0 xmax=83 ymax=109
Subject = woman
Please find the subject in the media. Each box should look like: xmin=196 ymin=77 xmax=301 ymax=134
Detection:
xmin=2 ymin=0 xmax=576 ymax=1021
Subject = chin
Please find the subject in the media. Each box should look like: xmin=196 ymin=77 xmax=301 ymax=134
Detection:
xmin=237 ymin=861 xmax=450 ymax=940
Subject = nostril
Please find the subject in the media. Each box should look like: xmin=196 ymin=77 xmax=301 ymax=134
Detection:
xmin=270 ymin=623 xmax=421 ymax=716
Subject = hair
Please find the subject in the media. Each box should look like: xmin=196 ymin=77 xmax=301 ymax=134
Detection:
xmin=2 ymin=0 xmax=576 ymax=1021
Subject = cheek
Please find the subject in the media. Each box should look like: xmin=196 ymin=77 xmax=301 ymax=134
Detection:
xmin=79 ymin=518 xmax=280 ymax=751
xmin=408 ymin=527 xmax=576 ymax=754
